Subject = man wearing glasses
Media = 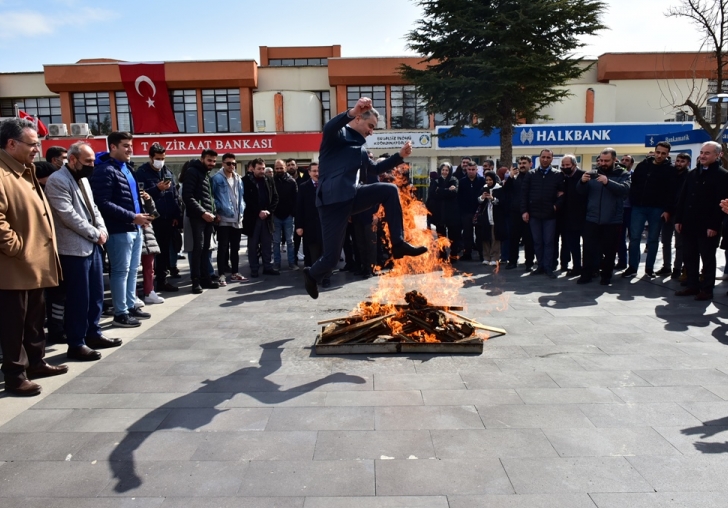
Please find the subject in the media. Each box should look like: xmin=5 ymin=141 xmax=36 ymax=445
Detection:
xmin=211 ymin=153 xmax=246 ymax=284
xmin=0 ymin=118 xmax=67 ymax=396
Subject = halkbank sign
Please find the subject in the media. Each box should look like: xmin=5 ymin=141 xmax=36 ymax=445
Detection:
xmin=437 ymin=123 xmax=693 ymax=149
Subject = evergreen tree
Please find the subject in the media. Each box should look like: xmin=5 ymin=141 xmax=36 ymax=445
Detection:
xmin=401 ymin=0 xmax=606 ymax=166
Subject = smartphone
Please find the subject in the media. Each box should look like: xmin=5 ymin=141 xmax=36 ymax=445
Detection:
xmin=151 ymin=210 xmax=160 ymax=219
xmin=588 ymin=170 xmax=599 ymax=179
xmin=163 ymin=178 xmax=172 ymax=184
xmin=137 ymin=182 xmax=145 ymax=191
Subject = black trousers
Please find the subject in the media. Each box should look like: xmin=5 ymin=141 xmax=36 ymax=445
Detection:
xmin=153 ymin=218 xmax=174 ymax=285
xmin=189 ymin=216 xmax=213 ymax=281
xmin=310 ymin=183 xmax=404 ymax=282
xmin=508 ymin=211 xmax=534 ymax=266
xmin=583 ymin=222 xmax=621 ymax=279
xmin=247 ymin=218 xmax=274 ymax=272
xmin=354 ymin=219 xmax=377 ymax=272
xmin=460 ymin=213 xmax=479 ymax=257
xmin=0 ymin=288 xmax=46 ymax=385
xmin=44 ymin=284 xmax=65 ymax=339
xmin=217 ymin=225 xmax=243 ymax=274
xmin=563 ymin=229 xmax=583 ymax=269
xmin=683 ymin=231 xmax=720 ymax=293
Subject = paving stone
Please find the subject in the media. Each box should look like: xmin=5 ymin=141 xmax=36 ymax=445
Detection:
xmin=516 ymin=388 xmax=621 ymax=404
xmin=99 ymin=376 xmax=206 ymax=394
xmin=704 ymin=384 xmax=728 ymax=400
xmin=49 ymin=408 xmax=170 ymax=433
xmin=546 ymin=371 xmax=651 ymax=388
xmin=448 ymin=494 xmax=598 ymax=508
xmin=543 ymin=427 xmax=681 ymax=457
xmin=238 ymin=460 xmax=374 ymax=496
xmin=421 ymin=389 xmax=523 ymax=406
xmin=653 ymin=425 xmax=728 ymax=455
xmin=633 ymin=369 xmax=728 ymax=386
xmin=460 ymin=372 xmax=559 ymax=389
xmin=190 ymin=431 xmax=317 ymax=461
xmin=156 ymin=408 xmax=271 ymax=431
xmin=375 ymin=458 xmax=513 ymax=496
xmin=225 ymin=391 xmax=326 ymax=407
xmin=0 ymin=432 xmax=92 ymax=461
xmin=578 ymin=402 xmax=702 ymax=427
xmin=373 ymin=373 xmax=466 ymax=391
xmin=626 ymin=455 xmax=728 ymax=492
xmin=303 ymin=497 xmax=448 ymax=508
xmin=162 ymin=362 xmax=253 ymax=377
xmin=53 ymin=376 xmax=116 ymax=394
xmin=502 ymin=457 xmax=653 ymax=493
xmin=375 ymin=406 xmax=484 ymax=430
xmin=19 ymin=498 xmax=165 ymax=508
xmin=0 ymin=409 xmax=74 ymax=433
xmin=610 ymin=386 xmax=723 ymax=403
xmin=325 ymin=390 xmax=423 ymax=406
xmin=431 ymin=429 xmax=557 ymax=458
xmin=678 ymin=400 xmax=728 ymax=423
xmin=596 ymin=344 xmax=687 ymax=356
xmin=313 ymin=430 xmax=435 ymax=460
xmin=649 ymin=355 xmax=728 ymax=370
xmin=30 ymin=393 xmax=140 ymax=410
xmin=571 ymin=355 xmax=668 ymax=371
xmin=471 ymin=346 xmax=529 ymax=359
xmin=521 ymin=345 xmax=606 ymax=357
xmin=478 ymin=404 xmax=595 ymax=429
xmin=79 ymin=362 xmax=175 ymax=377
xmin=265 ymin=407 xmax=375 ymax=431
xmin=162 ymin=498 xmax=303 ymax=508
xmin=414 ymin=357 xmax=500 ymax=374
xmin=589 ymin=492 xmax=728 ymax=508
xmin=0 ymin=461 xmax=114 ymax=497
xmin=494 ymin=357 xmax=587 ymax=372
xmin=73 ymin=431 xmax=202 ymax=462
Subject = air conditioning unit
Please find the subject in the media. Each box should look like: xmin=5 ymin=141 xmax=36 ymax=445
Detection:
xmin=48 ymin=123 xmax=68 ymax=137
xmin=70 ymin=123 xmax=90 ymax=137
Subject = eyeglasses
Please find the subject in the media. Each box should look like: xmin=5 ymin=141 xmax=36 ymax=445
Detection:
xmin=13 ymin=139 xmax=41 ymax=149
xmin=224 ymin=161 xmax=237 ymax=166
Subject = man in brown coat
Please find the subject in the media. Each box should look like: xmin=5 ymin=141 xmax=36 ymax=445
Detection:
xmin=0 ymin=118 xmax=67 ymax=396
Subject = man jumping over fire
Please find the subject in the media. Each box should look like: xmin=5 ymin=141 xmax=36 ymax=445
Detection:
xmin=302 ymin=97 xmax=428 ymax=299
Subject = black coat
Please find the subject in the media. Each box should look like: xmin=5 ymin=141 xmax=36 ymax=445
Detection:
xmin=182 ymin=159 xmax=214 ymax=219
xmin=273 ymin=173 xmax=298 ymax=219
xmin=675 ymin=161 xmax=728 ymax=235
xmin=629 ymin=157 xmax=677 ymax=212
xmin=502 ymin=171 xmax=527 ymax=214
xmin=295 ymin=179 xmax=321 ymax=244
xmin=434 ymin=174 xmax=460 ymax=225
xmin=476 ymin=184 xmax=507 ymax=242
xmin=457 ymin=175 xmax=486 ymax=215
xmin=560 ymin=169 xmax=587 ymax=231
xmin=135 ymin=162 xmax=182 ymax=222
xmin=521 ymin=169 xmax=565 ymax=220
xmin=243 ymin=173 xmax=279 ymax=235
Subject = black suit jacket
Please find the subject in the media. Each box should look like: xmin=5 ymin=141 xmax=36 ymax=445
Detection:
xmin=295 ymin=179 xmax=322 ymax=244
xmin=675 ymin=161 xmax=728 ymax=235
xmin=242 ymin=174 xmax=279 ymax=236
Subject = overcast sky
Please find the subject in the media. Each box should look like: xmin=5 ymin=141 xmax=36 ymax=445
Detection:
xmin=0 ymin=0 xmax=708 ymax=73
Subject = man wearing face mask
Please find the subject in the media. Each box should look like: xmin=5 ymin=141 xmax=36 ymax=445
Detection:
xmin=135 ymin=143 xmax=182 ymax=294
xmin=45 ymin=142 xmax=122 ymax=362
xmin=35 ymin=146 xmax=67 ymax=188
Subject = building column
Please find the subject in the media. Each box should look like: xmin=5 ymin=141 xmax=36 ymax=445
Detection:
xmin=59 ymin=92 xmax=73 ymax=127
xmin=240 ymin=87 xmax=253 ymax=133
xmin=335 ymin=85 xmax=347 ymax=115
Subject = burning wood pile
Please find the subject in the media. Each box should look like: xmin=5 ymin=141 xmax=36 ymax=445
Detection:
xmin=315 ymin=291 xmax=505 ymax=354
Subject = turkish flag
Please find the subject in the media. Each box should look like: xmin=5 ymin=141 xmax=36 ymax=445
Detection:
xmin=18 ymin=110 xmax=49 ymax=137
xmin=119 ymin=62 xmax=179 ymax=134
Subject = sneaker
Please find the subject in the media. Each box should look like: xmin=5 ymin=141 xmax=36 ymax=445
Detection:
xmin=134 ymin=296 xmax=146 ymax=308
xmin=481 ymin=260 xmax=489 ymax=265
xmin=274 ymin=263 xmax=281 ymax=271
xmin=158 ymin=282 xmax=179 ymax=293
xmin=644 ymin=269 xmax=656 ymax=279
xmin=621 ymin=267 xmax=637 ymax=278
xmin=200 ymin=279 xmax=220 ymax=289
xmin=144 ymin=291 xmax=165 ymax=304
xmin=490 ymin=260 xmax=498 ymax=266
xmin=289 ymin=264 xmax=299 ymax=271
xmin=217 ymin=275 xmax=228 ymax=287
xmin=169 ymin=267 xmax=181 ymax=278
xmin=113 ymin=313 xmax=141 ymax=328
xmin=128 ymin=307 xmax=151 ymax=320
xmin=230 ymin=273 xmax=247 ymax=282
xmin=192 ymin=281 xmax=203 ymax=294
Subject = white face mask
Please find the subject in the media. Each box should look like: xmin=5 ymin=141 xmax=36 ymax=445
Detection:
xmin=152 ymin=160 xmax=164 ymax=170
xmin=61 ymin=158 xmax=68 ymax=166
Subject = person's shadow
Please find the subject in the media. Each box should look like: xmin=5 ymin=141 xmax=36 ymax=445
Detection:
xmin=681 ymin=416 xmax=728 ymax=454
xmin=109 ymin=338 xmax=365 ymax=492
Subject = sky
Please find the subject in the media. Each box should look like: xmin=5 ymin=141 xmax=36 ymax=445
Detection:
xmin=0 ymin=0 xmax=709 ymax=73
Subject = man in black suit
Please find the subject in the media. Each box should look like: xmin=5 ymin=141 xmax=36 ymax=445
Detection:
xmin=301 ymin=97 xmax=427 ymax=299
xmin=243 ymin=158 xmax=280 ymax=278
xmin=675 ymin=141 xmax=728 ymax=301
xmin=295 ymin=162 xmax=323 ymax=267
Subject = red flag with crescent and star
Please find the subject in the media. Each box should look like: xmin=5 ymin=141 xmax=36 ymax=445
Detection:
xmin=119 ymin=62 xmax=179 ymax=134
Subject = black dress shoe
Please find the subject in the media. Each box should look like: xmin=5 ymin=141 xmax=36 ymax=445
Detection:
xmin=128 ymin=307 xmax=151 ymax=320
xmin=505 ymin=264 xmax=517 ymax=270
xmin=67 ymin=345 xmax=102 ymax=361
xmin=392 ymin=241 xmax=428 ymax=259
xmin=322 ymin=278 xmax=331 ymax=288
xmin=302 ymin=267 xmax=319 ymax=299
xmin=5 ymin=379 xmax=42 ymax=397
xmin=85 ymin=335 xmax=122 ymax=349
xmin=26 ymin=362 xmax=68 ymax=380
xmin=200 ymin=278 xmax=220 ymax=289
xmin=262 ymin=268 xmax=281 ymax=276
xmin=159 ymin=282 xmax=179 ymax=292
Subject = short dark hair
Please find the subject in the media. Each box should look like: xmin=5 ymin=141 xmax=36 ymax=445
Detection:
xmin=539 ymin=149 xmax=554 ymax=156
xmin=656 ymin=141 xmax=672 ymax=151
xmin=107 ymin=131 xmax=133 ymax=148
xmin=676 ymin=152 xmax=691 ymax=162
xmin=201 ymin=149 xmax=218 ymax=159
xmin=222 ymin=153 xmax=235 ymax=160
xmin=251 ymin=157 xmax=265 ymax=167
xmin=45 ymin=146 xmax=67 ymax=162
xmin=483 ymin=159 xmax=494 ymax=167
xmin=0 ymin=118 xmax=36 ymax=149
xmin=149 ymin=143 xmax=165 ymax=158
xmin=286 ymin=158 xmax=296 ymax=164
xmin=518 ymin=156 xmax=531 ymax=163
xmin=309 ymin=162 xmax=319 ymax=168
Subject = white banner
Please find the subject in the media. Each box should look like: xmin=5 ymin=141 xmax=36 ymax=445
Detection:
xmin=365 ymin=132 xmax=432 ymax=149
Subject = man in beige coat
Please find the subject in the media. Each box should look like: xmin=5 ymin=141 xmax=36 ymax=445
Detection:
xmin=0 ymin=118 xmax=67 ymax=396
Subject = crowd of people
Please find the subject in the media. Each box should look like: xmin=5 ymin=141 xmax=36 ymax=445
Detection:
xmin=1 ymin=113 xmax=727 ymax=396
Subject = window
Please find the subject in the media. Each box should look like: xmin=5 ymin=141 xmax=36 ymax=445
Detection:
xmin=172 ymin=90 xmax=199 ymax=133
xmin=347 ymin=86 xmax=386 ymax=129
xmin=202 ymin=89 xmax=241 ymax=133
xmin=314 ymin=91 xmax=331 ymax=125
xmin=390 ymin=85 xmax=428 ymax=129
xmin=268 ymin=58 xmax=328 ymax=67
xmin=1 ymin=97 xmax=62 ymax=127
xmin=434 ymin=111 xmax=470 ymax=127
xmin=73 ymin=92 xmax=111 ymax=135
xmin=115 ymin=91 xmax=133 ymax=132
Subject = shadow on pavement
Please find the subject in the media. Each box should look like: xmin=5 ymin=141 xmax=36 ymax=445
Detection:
xmin=681 ymin=416 xmax=728 ymax=454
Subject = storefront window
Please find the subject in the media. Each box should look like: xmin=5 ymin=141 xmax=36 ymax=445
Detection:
xmin=202 ymin=89 xmax=241 ymax=133
xmin=172 ymin=90 xmax=199 ymax=133
xmin=347 ymin=86 xmax=386 ymax=129
xmin=115 ymin=91 xmax=133 ymax=132
xmin=390 ymin=85 xmax=428 ymax=129
xmin=1 ymin=97 xmax=63 ymax=127
xmin=73 ymin=92 xmax=112 ymax=135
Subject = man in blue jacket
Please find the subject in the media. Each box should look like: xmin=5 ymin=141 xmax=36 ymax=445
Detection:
xmin=301 ymin=97 xmax=427 ymax=299
xmin=211 ymin=153 xmax=246 ymax=284
xmin=90 ymin=132 xmax=152 ymax=327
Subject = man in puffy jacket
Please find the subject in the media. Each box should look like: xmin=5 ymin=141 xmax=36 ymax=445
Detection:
xmin=182 ymin=149 xmax=219 ymax=294
xmin=575 ymin=148 xmax=631 ymax=285
xmin=521 ymin=149 xmax=564 ymax=278
xmin=90 ymin=132 xmax=153 ymax=327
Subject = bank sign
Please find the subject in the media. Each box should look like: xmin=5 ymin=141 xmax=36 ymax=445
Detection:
xmin=366 ymin=132 xmax=432 ymax=149
xmin=437 ymin=123 xmax=694 ymax=148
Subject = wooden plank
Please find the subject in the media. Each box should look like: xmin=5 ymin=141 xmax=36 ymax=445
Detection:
xmin=442 ymin=309 xmax=507 ymax=334
xmin=321 ymin=312 xmax=397 ymax=340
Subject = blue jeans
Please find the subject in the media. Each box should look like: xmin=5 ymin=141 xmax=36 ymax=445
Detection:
xmin=529 ymin=217 xmax=556 ymax=271
xmin=273 ymin=215 xmax=295 ymax=266
xmin=106 ymin=229 xmax=143 ymax=316
xmin=60 ymin=246 xmax=104 ymax=348
xmin=629 ymin=206 xmax=662 ymax=271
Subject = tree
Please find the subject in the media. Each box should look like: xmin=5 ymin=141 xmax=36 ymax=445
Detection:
xmin=400 ymin=0 xmax=606 ymax=166
xmin=667 ymin=0 xmax=728 ymax=160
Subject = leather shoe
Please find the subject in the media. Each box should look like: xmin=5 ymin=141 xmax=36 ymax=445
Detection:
xmin=5 ymin=379 xmax=41 ymax=397
xmin=392 ymin=241 xmax=428 ymax=259
xmin=86 ymin=335 xmax=122 ymax=349
xmin=262 ymin=268 xmax=281 ymax=276
xmin=675 ymin=288 xmax=699 ymax=296
xmin=695 ymin=291 xmax=713 ymax=301
xmin=67 ymin=345 xmax=102 ymax=361
xmin=26 ymin=362 xmax=68 ymax=380
xmin=302 ymin=267 xmax=319 ymax=299
xmin=159 ymin=282 xmax=179 ymax=292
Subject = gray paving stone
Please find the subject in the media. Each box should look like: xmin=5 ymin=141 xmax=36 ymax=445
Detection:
xmin=448 ymin=494 xmax=598 ymax=508
xmin=627 ymin=455 xmax=728 ymax=492
xmin=633 ymin=369 xmax=728 ymax=386
xmin=431 ymin=429 xmax=557 ymax=458
xmin=610 ymin=386 xmax=723 ymax=403
xmin=190 ymin=431 xmax=317 ymax=461
xmin=0 ymin=409 xmax=74 ymax=433
xmin=571 ymin=355 xmax=668 ymax=371
xmin=156 ymin=408 xmax=271 ymax=431
xmin=238 ymin=460 xmax=374 ymax=496
xmin=414 ymin=357 xmax=500 ymax=374
xmin=502 ymin=457 xmax=653 ymax=493
xmin=50 ymin=408 xmax=170 ymax=433
xmin=596 ymin=344 xmax=687 ymax=356
xmin=704 ymin=384 xmax=728 ymax=400
xmin=477 ymin=404 xmax=595 ymax=429
xmin=325 ymin=390 xmax=423 ymax=406
xmin=653 ymin=425 xmax=728 ymax=455
xmin=494 ymin=357 xmax=587 ymax=372
xmin=546 ymin=371 xmax=651 ymax=388
xmin=649 ymin=355 xmax=728 ymax=370
xmin=124 ymin=341 xmax=199 ymax=352
xmin=101 ymin=349 xmax=155 ymax=362
xmin=99 ymin=376 xmax=206 ymax=394
xmin=79 ymin=362 xmax=175 ymax=377
xmin=578 ymin=402 xmax=702 ymax=427
xmin=373 ymin=373 xmax=466 ymax=391
xmin=273 ymin=373 xmax=373 ymax=392
xmin=516 ymin=388 xmax=621 ymax=404
xmin=460 ymin=372 xmax=559 ymax=390
xmin=472 ymin=346 xmax=529 ymax=359
xmin=543 ymin=427 xmax=681 ymax=457
xmin=304 ymin=497 xmax=448 ymax=508
xmin=521 ymin=345 xmax=605 ymax=357
xmin=73 ymin=431 xmax=202 ymax=461
xmin=225 ymin=391 xmax=327 ymax=407
xmin=675 ymin=343 xmax=728 ymax=356
xmin=31 ymin=393 xmax=142 ymax=409
xmin=422 ymin=389 xmax=523 ymax=406
xmin=53 ymin=376 xmax=116 ymax=394
xmin=375 ymin=405 xmax=484 ymax=430
xmin=0 ymin=432 xmax=92 ymax=461
xmin=330 ymin=358 xmax=417 ymax=375
xmin=678 ymin=400 xmax=728 ymax=423
xmin=265 ymin=407 xmax=375 ymax=430
xmin=20 ymin=498 xmax=165 ymax=508
xmin=162 ymin=498 xmax=303 ymax=508
xmin=590 ymin=492 xmax=728 ymax=508
xmin=162 ymin=361 xmax=252 ymax=377
xmin=0 ymin=461 xmax=113 ymax=497
xmin=313 ymin=430 xmax=435 ymax=460
xmin=375 ymin=458 xmax=513 ymax=496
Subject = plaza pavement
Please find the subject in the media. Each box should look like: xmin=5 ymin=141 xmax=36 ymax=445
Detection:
xmin=2 ymin=250 xmax=728 ymax=507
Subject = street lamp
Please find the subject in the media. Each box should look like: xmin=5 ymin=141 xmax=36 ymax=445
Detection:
xmin=707 ymin=93 xmax=728 ymax=141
